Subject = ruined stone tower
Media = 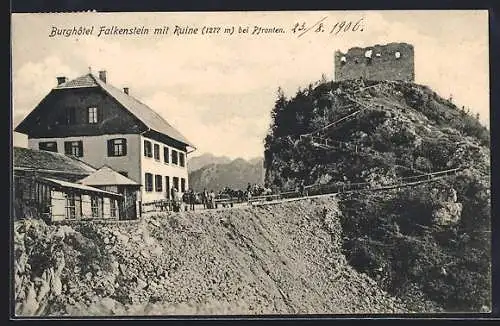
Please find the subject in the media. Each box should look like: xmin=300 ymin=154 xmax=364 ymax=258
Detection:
xmin=334 ymin=42 xmax=415 ymax=82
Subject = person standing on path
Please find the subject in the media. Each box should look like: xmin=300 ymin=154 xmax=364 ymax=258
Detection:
xmin=188 ymin=188 xmax=196 ymax=211
xmin=169 ymin=186 xmax=176 ymax=211
xmin=202 ymin=188 xmax=208 ymax=209
xmin=209 ymin=190 xmax=216 ymax=209
xmin=299 ymin=180 xmax=306 ymax=197
xmin=172 ymin=187 xmax=180 ymax=212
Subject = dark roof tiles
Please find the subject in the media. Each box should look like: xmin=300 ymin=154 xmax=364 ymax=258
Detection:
xmin=56 ymin=74 xmax=98 ymax=88
xmin=54 ymin=73 xmax=194 ymax=147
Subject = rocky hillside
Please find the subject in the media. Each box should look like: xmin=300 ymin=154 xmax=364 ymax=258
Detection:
xmin=188 ymin=157 xmax=264 ymax=192
xmin=187 ymin=153 xmax=231 ymax=173
xmin=264 ymin=79 xmax=491 ymax=312
xmin=14 ymin=198 xmax=411 ymax=316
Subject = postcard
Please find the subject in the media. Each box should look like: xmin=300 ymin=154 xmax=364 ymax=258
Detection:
xmin=11 ymin=10 xmax=491 ymax=317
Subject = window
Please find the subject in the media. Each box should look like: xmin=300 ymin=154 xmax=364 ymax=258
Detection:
xmin=171 ymin=150 xmax=178 ymax=165
xmin=66 ymin=193 xmax=77 ymax=219
xmin=144 ymin=140 xmax=152 ymax=157
xmin=88 ymin=107 xmax=98 ymax=124
xmin=107 ymin=138 xmax=127 ymax=157
xmin=163 ymin=147 xmax=169 ymax=163
xmin=110 ymin=200 xmax=117 ymax=218
xmin=395 ymin=51 xmax=401 ymax=59
xmin=64 ymin=141 xmax=83 ymax=157
xmin=181 ymin=178 xmax=186 ymax=192
xmin=39 ymin=142 xmax=58 ymax=152
xmin=91 ymin=196 xmax=102 ymax=218
xmin=155 ymin=175 xmax=163 ymax=192
xmin=153 ymin=144 xmax=160 ymax=161
xmin=145 ymin=173 xmax=153 ymax=192
xmin=66 ymin=107 xmax=76 ymax=125
xmin=340 ymin=56 xmax=347 ymax=64
xmin=173 ymin=177 xmax=179 ymax=191
xmin=165 ymin=176 xmax=170 ymax=198
xmin=179 ymin=152 xmax=185 ymax=167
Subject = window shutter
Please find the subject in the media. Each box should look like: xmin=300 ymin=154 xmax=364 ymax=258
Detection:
xmin=107 ymin=139 xmax=113 ymax=156
xmin=122 ymin=139 xmax=127 ymax=156
xmin=78 ymin=141 xmax=84 ymax=157
xmin=64 ymin=142 xmax=71 ymax=155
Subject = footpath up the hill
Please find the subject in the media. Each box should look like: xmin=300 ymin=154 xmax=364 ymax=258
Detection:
xmin=14 ymin=198 xmax=408 ymax=316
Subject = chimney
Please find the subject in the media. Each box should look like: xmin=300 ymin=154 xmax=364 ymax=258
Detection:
xmin=123 ymin=87 xmax=129 ymax=95
xmin=98 ymin=70 xmax=107 ymax=83
xmin=56 ymin=76 xmax=67 ymax=85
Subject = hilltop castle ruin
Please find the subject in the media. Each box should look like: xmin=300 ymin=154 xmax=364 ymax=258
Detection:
xmin=334 ymin=42 xmax=415 ymax=82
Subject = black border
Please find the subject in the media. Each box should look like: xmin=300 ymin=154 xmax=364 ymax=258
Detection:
xmin=7 ymin=1 xmax=500 ymax=12
xmin=8 ymin=0 xmax=500 ymax=323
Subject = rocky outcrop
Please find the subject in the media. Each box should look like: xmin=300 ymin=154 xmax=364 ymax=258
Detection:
xmin=430 ymin=186 xmax=463 ymax=226
xmin=432 ymin=203 xmax=463 ymax=226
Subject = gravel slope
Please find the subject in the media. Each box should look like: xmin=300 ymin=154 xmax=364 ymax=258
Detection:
xmin=14 ymin=198 xmax=409 ymax=316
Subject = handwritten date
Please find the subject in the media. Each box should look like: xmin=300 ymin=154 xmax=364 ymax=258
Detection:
xmin=291 ymin=17 xmax=365 ymax=37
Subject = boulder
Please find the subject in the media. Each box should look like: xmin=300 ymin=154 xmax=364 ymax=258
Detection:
xmin=432 ymin=202 xmax=463 ymax=225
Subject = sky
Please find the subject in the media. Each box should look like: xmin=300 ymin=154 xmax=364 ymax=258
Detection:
xmin=11 ymin=11 xmax=489 ymax=160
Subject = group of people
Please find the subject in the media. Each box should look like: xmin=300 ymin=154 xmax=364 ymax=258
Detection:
xmin=245 ymin=183 xmax=273 ymax=198
xmin=165 ymin=183 xmax=276 ymax=212
xmin=198 ymin=189 xmax=218 ymax=209
xmin=168 ymin=187 xmax=218 ymax=212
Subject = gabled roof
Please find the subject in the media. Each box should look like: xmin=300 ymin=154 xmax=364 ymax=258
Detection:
xmin=41 ymin=177 xmax=122 ymax=197
xmin=53 ymin=73 xmax=195 ymax=148
xmin=78 ymin=166 xmax=140 ymax=186
xmin=13 ymin=147 xmax=96 ymax=175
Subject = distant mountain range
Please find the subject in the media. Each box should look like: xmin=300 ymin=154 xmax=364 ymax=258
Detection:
xmin=187 ymin=153 xmax=232 ymax=173
xmin=188 ymin=153 xmax=264 ymax=192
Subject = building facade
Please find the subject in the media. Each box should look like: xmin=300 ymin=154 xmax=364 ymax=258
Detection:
xmin=13 ymin=147 xmax=123 ymax=222
xmin=16 ymin=71 xmax=195 ymax=204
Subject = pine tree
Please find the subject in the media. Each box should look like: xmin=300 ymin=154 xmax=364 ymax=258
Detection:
xmin=268 ymin=87 xmax=288 ymax=138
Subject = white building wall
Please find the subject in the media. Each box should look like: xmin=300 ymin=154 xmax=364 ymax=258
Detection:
xmin=28 ymin=134 xmax=190 ymax=205
xmin=28 ymin=134 xmax=142 ymax=183
xmin=140 ymin=135 xmax=189 ymax=203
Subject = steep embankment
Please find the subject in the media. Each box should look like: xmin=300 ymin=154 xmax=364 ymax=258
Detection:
xmin=14 ymin=198 xmax=408 ymax=316
xmin=264 ymin=79 xmax=491 ymax=312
